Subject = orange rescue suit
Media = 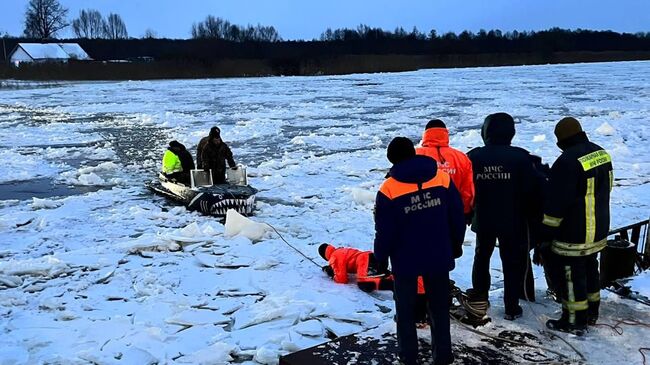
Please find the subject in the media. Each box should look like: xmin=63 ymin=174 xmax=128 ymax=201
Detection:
xmin=323 ymin=244 xmax=424 ymax=293
xmin=417 ymin=127 xmax=474 ymax=214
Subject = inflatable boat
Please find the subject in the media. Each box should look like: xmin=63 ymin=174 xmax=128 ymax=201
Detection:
xmin=147 ymin=166 xmax=257 ymax=216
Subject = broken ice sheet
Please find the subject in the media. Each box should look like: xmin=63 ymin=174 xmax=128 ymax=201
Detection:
xmin=165 ymin=308 xmax=230 ymax=327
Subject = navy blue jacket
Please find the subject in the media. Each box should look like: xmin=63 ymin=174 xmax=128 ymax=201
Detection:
xmin=373 ymin=155 xmax=466 ymax=276
xmin=467 ymin=117 xmax=542 ymax=240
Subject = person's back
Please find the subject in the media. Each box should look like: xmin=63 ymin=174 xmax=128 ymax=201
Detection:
xmin=417 ymin=119 xmax=474 ymax=215
xmin=467 ymin=112 xmax=539 ymax=320
xmin=543 ymin=117 xmax=613 ymax=334
xmin=319 ymin=244 xmax=369 ymax=284
xmin=162 ymin=140 xmax=195 ymax=185
xmin=545 ymin=126 xmax=612 ymax=248
xmin=374 ymin=137 xmax=465 ymax=365
xmin=468 ymin=114 xmax=537 ymax=238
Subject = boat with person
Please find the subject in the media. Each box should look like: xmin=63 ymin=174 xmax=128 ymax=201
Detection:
xmin=147 ymin=165 xmax=257 ymax=216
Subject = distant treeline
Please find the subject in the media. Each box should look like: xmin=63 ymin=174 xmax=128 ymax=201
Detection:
xmin=2 ymin=28 xmax=649 ymax=62
xmin=1 ymin=28 xmax=650 ymax=79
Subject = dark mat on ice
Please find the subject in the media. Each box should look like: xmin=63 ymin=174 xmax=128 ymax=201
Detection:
xmin=280 ymin=329 xmax=564 ymax=365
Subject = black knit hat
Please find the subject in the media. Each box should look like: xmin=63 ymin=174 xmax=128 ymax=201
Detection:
xmin=209 ymin=126 xmax=221 ymax=139
xmin=425 ymin=119 xmax=447 ymax=129
xmin=554 ymin=117 xmax=583 ymax=142
xmin=387 ymin=137 xmax=415 ymax=164
xmin=318 ymin=243 xmax=329 ymax=260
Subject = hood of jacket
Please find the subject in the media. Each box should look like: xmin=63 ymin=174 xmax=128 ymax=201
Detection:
xmin=421 ymin=127 xmax=449 ymax=147
xmin=481 ymin=116 xmax=515 ymax=145
xmin=168 ymin=140 xmax=186 ymax=153
xmin=389 ymin=155 xmax=438 ymax=184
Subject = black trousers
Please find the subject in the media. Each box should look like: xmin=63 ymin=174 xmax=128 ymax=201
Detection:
xmin=394 ymin=272 xmax=452 ymax=364
xmin=548 ymin=252 xmax=600 ymax=325
xmin=165 ymin=171 xmax=191 ymax=186
xmin=472 ymin=231 xmax=527 ymax=314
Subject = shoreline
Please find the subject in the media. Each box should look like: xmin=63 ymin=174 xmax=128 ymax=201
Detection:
xmin=1 ymin=51 xmax=649 ymax=81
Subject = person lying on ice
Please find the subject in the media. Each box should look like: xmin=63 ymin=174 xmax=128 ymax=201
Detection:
xmin=318 ymin=243 xmax=393 ymax=292
xmin=319 ymin=243 xmax=434 ymax=327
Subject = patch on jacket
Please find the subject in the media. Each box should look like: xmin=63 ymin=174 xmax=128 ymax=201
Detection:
xmin=404 ymin=192 xmax=442 ymax=214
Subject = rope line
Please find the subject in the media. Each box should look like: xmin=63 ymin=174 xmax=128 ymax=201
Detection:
xmin=265 ymin=222 xmax=322 ymax=268
xmin=640 ymin=348 xmax=650 ymax=365
xmin=449 ymin=314 xmax=572 ymax=362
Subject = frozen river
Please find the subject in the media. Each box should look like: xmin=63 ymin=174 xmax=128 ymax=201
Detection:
xmin=0 ymin=61 xmax=649 ymax=364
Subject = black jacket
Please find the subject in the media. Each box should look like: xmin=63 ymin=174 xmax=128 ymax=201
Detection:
xmin=197 ymin=133 xmax=236 ymax=183
xmin=169 ymin=141 xmax=195 ymax=173
xmin=467 ymin=117 xmax=542 ymax=240
xmin=543 ymin=132 xmax=612 ymax=256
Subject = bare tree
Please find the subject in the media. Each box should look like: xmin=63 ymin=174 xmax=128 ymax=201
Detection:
xmin=191 ymin=16 xmax=281 ymax=42
xmin=191 ymin=16 xmax=229 ymax=39
xmin=72 ymin=9 xmax=105 ymax=38
xmin=104 ymin=13 xmax=128 ymax=39
xmin=23 ymin=0 xmax=69 ymax=39
xmin=143 ymin=28 xmax=157 ymax=39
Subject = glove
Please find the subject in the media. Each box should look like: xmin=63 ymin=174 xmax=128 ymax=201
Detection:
xmin=322 ymin=265 xmax=334 ymax=278
xmin=231 ymin=165 xmax=238 ymax=170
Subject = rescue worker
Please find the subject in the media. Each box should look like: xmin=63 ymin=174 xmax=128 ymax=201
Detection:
xmin=319 ymin=243 xmax=433 ymax=326
xmin=318 ymin=243 xmax=393 ymax=292
xmin=417 ymin=119 xmax=475 ymax=217
xmin=197 ymin=126 xmax=237 ymax=184
xmin=543 ymin=117 xmax=613 ymax=335
xmin=467 ymin=112 xmax=542 ymax=320
xmin=374 ymin=137 xmax=465 ymax=365
xmin=161 ymin=140 xmax=195 ymax=186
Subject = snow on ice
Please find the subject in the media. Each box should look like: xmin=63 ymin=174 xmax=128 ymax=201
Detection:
xmin=0 ymin=61 xmax=649 ymax=364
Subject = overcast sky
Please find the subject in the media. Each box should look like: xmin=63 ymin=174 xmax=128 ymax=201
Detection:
xmin=1 ymin=0 xmax=649 ymax=40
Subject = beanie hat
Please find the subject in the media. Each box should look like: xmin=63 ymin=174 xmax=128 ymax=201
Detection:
xmin=318 ymin=243 xmax=330 ymax=260
xmin=425 ymin=119 xmax=447 ymax=129
xmin=387 ymin=137 xmax=415 ymax=164
xmin=209 ymin=126 xmax=221 ymax=139
xmin=554 ymin=117 xmax=583 ymax=142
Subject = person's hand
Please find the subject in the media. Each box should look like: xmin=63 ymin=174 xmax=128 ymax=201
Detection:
xmin=322 ymin=265 xmax=334 ymax=278
xmin=231 ymin=165 xmax=238 ymax=170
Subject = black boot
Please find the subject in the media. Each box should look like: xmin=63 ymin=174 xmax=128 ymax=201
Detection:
xmin=504 ymin=305 xmax=523 ymax=321
xmin=587 ymin=300 xmax=600 ymax=325
xmin=546 ymin=318 xmax=586 ymax=336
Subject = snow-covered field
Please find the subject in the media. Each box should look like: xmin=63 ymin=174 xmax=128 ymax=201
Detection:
xmin=0 ymin=61 xmax=649 ymax=364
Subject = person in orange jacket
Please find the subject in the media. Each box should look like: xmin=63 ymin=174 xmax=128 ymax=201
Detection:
xmin=318 ymin=243 xmax=393 ymax=292
xmin=417 ymin=119 xmax=474 ymax=217
xmin=319 ymin=243 xmax=431 ymax=325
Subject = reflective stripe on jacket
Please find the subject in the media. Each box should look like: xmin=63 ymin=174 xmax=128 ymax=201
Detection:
xmin=162 ymin=150 xmax=182 ymax=174
xmin=417 ymin=127 xmax=474 ymax=214
xmin=543 ymin=132 xmax=612 ymax=256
